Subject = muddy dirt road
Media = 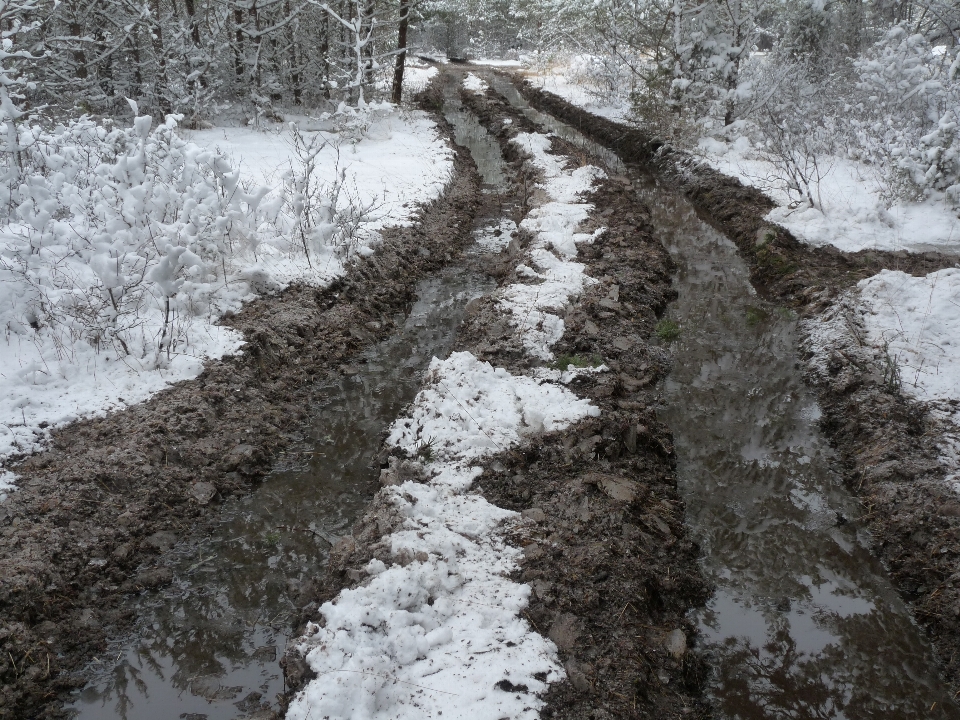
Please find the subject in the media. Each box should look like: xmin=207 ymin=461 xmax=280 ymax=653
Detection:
xmin=3 ymin=65 xmax=960 ymax=720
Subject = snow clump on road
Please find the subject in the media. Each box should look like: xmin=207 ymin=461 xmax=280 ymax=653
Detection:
xmin=463 ymin=72 xmax=489 ymax=95
xmin=286 ymin=352 xmax=599 ymax=719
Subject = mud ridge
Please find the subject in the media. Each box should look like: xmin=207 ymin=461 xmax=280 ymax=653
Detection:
xmin=282 ymin=76 xmax=711 ymax=719
xmin=508 ymin=74 xmax=960 ymax=692
xmin=0 ymin=97 xmax=484 ymax=719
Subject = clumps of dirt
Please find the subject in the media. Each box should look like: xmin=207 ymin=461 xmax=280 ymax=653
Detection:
xmin=508 ymin=73 xmax=960 ymax=693
xmin=0 ymin=104 xmax=484 ymax=719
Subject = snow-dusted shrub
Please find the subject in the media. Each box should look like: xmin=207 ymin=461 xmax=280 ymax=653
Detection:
xmin=0 ymin=108 xmax=378 ymax=373
xmin=742 ymin=58 xmax=842 ymax=208
xmin=0 ymin=111 xmax=271 ymax=365
xmin=851 ymin=26 xmax=960 ymax=204
xmin=282 ymin=123 xmax=381 ymax=265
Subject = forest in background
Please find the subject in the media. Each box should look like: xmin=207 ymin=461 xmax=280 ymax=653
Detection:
xmin=4 ymin=0 xmax=956 ymax=206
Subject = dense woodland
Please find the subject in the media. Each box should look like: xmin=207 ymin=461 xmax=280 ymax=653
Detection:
xmin=2 ymin=0 xmax=956 ymax=204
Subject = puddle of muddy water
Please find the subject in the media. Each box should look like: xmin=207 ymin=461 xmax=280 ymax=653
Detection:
xmin=651 ymin=191 xmax=960 ymax=719
xmin=65 ymin=85 xmax=507 ymax=720
xmin=483 ymin=72 xmax=960 ymax=719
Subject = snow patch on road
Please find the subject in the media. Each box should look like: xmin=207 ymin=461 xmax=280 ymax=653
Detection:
xmin=286 ymin=352 xmax=598 ymax=720
xmin=463 ymin=73 xmax=489 ymax=95
xmin=498 ymin=132 xmax=604 ymax=359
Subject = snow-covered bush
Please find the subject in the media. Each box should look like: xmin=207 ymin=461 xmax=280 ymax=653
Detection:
xmin=0 ymin=107 xmax=378 ymax=373
xmin=282 ymin=123 xmax=381 ymax=265
xmin=851 ymin=26 xmax=960 ymax=204
xmin=0 ymin=111 xmax=272 ymax=366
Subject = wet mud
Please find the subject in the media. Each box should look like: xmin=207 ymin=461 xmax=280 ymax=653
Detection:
xmin=0 ymin=96 xmax=484 ymax=719
xmin=508 ymin=73 xmax=960 ymax=698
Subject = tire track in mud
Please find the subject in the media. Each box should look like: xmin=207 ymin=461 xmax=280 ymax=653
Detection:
xmin=508 ymin=73 xmax=960 ymax=694
xmin=0 ymin=96 xmax=483 ymax=720
xmin=282 ymin=73 xmax=711 ymax=719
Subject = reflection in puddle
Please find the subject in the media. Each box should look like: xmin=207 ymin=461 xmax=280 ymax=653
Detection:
xmin=651 ymin=188 xmax=960 ymax=719
xmin=66 ymin=78 xmax=506 ymax=720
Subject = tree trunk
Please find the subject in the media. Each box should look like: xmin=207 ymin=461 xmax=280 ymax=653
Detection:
xmin=149 ymin=0 xmax=172 ymax=113
xmin=234 ymin=7 xmax=245 ymax=81
xmin=391 ymin=0 xmax=410 ymax=104
xmin=69 ymin=22 xmax=87 ymax=79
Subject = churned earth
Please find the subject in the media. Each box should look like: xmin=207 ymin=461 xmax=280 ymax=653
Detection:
xmin=280 ymin=74 xmax=710 ymax=720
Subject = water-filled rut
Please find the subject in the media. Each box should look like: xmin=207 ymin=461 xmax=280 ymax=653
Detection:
xmin=66 ymin=80 xmax=508 ymax=720
xmin=485 ymin=71 xmax=960 ymax=719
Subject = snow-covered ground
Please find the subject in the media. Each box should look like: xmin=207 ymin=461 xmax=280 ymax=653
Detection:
xmin=523 ymin=56 xmax=632 ymax=122
xmin=188 ymin=110 xmax=451 ymax=236
xmin=527 ymin=58 xmax=960 ymax=255
xmin=853 ymin=269 xmax=960 ymax=489
xmin=0 ymin=105 xmax=452 ymax=495
xmin=287 ymin=130 xmax=608 ymax=719
xmin=697 ymin=137 xmax=960 ymax=254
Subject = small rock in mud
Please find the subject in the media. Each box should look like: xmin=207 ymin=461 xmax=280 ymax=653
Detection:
xmin=379 ymin=456 xmax=426 ymax=486
xmin=188 ymin=481 xmax=217 ymax=505
xmin=583 ymin=472 xmax=644 ymax=503
xmin=549 ymin=613 xmax=582 ymax=652
xmin=521 ymin=507 xmax=546 ymax=523
xmin=664 ymin=628 xmax=687 ymax=659
xmin=564 ymin=659 xmax=591 ymax=692
xmin=144 ymin=530 xmax=178 ymax=551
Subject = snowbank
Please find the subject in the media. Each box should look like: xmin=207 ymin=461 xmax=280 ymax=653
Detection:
xmin=0 ymin=108 xmax=453 ymax=488
xmin=858 ymin=268 xmax=960 ymax=402
xmin=402 ymin=65 xmax=440 ymax=96
xmin=525 ymin=56 xmax=632 ymax=123
xmin=805 ymin=268 xmax=960 ymax=494
xmin=188 ymin=111 xmax=451 ymax=238
xmin=697 ymin=138 xmax=960 ymax=254
xmin=286 ymin=353 xmax=598 ymax=719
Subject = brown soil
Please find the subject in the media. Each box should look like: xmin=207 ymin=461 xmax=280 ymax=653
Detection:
xmin=507 ymin=73 xmax=960 ymax=692
xmin=0 ymin=99 xmax=484 ymax=719
xmin=283 ymin=77 xmax=712 ymax=719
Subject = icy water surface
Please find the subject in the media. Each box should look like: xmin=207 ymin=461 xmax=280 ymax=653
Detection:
xmin=66 ymin=84 xmax=507 ymax=720
xmin=486 ymin=70 xmax=960 ymax=719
